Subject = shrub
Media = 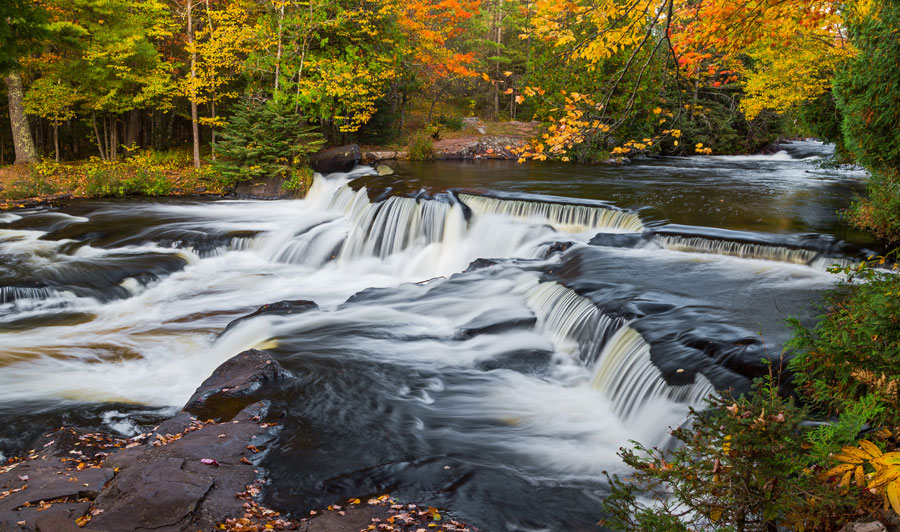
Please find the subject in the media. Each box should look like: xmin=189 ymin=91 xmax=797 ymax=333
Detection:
xmin=281 ymin=165 xmax=314 ymax=194
xmin=407 ymin=130 xmax=434 ymax=161
xmin=601 ymin=374 xmax=856 ymax=532
xmin=213 ymin=99 xmax=325 ymax=187
xmin=847 ymin=170 xmax=900 ymax=246
xmin=437 ymin=114 xmax=464 ymax=131
xmin=787 ymin=256 xmax=900 ymax=426
xmin=833 ymin=2 xmax=900 ymax=174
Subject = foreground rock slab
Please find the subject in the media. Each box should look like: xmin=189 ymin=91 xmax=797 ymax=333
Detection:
xmin=1 ymin=346 xmax=478 ymax=532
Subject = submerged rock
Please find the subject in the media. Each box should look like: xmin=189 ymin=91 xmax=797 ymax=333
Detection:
xmin=220 ymin=299 xmax=319 ymax=338
xmin=309 ymin=145 xmax=361 ymax=174
xmin=463 ymin=258 xmax=502 ymax=273
xmin=375 ymin=163 xmax=394 ymax=176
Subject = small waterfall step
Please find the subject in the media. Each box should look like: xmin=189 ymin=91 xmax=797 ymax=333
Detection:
xmin=458 ymin=192 xmax=644 ymax=233
xmin=590 ymin=223 xmax=863 ymax=267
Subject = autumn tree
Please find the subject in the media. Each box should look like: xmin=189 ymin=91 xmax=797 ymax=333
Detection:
xmin=23 ymin=78 xmax=80 ymax=161
xmin=396 ymin=0 xmax=482 ymax=121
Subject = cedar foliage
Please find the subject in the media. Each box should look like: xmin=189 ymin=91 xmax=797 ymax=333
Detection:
xmin=213 ymin=99 xmax=324 ymax=187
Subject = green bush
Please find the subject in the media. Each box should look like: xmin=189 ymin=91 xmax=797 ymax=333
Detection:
xmin=834 ymin=2 xmax=900 ymax=173
xmin=847 ymin=170 xmax=900 ymax=246
xmin=213 ymin=99 xmax=325 ymax=187
xmin=437 ymin=114 xmax=464 ymax=131
xmin=407 ymin=130 xmax=434 ymax=161
xmin=602 ymin=375 xmax=854 ymax=532
xmin=281 ymin=165 xmax=314 ymax=193
xmin=787 ymin=256 xmax=900 ymax=426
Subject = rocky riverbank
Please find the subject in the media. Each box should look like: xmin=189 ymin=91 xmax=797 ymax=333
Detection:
xmin=0 ymin=309 xmax=476 ymax=532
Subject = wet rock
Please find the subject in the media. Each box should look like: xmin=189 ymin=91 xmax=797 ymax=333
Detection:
xmin=233 ymin=176 xmax=292 ymax=200
xmin=90 ymin=457 xmax=215 ymax=531
xmin=842 ymin=522 xmax=887 ymax=532
xmin=310 ymin=145 xmax=361 ymax=174
xmin=588 ymin=233 xmax=644 ymax=248
xmin=361 ymin=151 xmax=404 ymax=163
xmin=375 ymin=163 xmax=394 ymax=176
xmin=91 ymin=402 xmax=280 ymax=532
xmin=220 ymin=299 xmax=318 ymax=337
xmin=305 ymin=505 xmax=391 ymax=532
xmin=455 ymin=315 xmax=537 ymax=340
xmin=543 ymin=241 xmax=575 ymax=258
xmin=463 ymin=258 xmax=501 ymax=273
xmin=183 ymin=350 xmax=290 ymax=421
xmin=34 ymin=511 xmax=94 ymax=532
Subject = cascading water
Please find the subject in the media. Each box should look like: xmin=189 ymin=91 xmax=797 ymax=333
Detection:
xmin=590 ymin=326 xmax=715 ymax=422
xmin=458 ymin=192 xmax=645 ymax=233
xmin=0 ymin=144 xmax=868 ymax=530
xmin=651 ymin=234 xmax=821 ymax=264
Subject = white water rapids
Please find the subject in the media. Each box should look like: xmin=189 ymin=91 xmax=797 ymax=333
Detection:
xmin=0 ymin=168 xmax=840 ymax=482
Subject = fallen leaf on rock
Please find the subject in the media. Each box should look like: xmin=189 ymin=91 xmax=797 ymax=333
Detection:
xmin=18 ymin=475 xmax=28 ymax=481
xmin=201 ymin=458 xmax=220 ymax=466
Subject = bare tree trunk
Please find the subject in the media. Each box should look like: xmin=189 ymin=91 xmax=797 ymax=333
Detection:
xmin=102 ymin=116 xmax=111 ymax=160
xmin=5 ymin=72 xmax=38 ymax=164
xmin=274 ymin=2 xmax=284 ymax=92
xmin=92 ymin=113 xmax=107 ymax=161
xmin=210 ymin=101 xmax=216 ymax=161
xmin=110 ymin=115 xmax=118 ymax=161
xmin=187 ymin=0 xmax=201 ymax=168
xmin=53 ymin=123 xmax=59 ymax=162
xmin=125 ymin=109 xmax=141 ymax=156
xmin=492 ymin=0 xmax=502 ymax=120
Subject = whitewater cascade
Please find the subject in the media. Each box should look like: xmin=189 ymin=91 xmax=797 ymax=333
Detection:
xmin=526 ymin=281 xmax=714 ymax=421
xmin=651 ymin=235 xmax=820 ymax=264
xmin=459 ymin=193 xmax=645 ymax=233
xmin=590 ymin=326 xmax=715 ymax=422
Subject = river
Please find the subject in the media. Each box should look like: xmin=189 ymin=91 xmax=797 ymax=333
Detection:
xmin=0 ymin=141 xmax=872 ymax=530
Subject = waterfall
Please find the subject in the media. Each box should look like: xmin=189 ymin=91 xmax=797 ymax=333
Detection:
xmin=526 ymin=281 xmax=624 ymax=367
xmin=591 ymin=326 xmax=714 ymax=422
xmin=459 ymin=193 xmax=645 ymax=233
xmin=526 ymin=281 xmax=712 ymax=423
xmin=340 ymin=196 xmax=457 ymax=260
xmin=1 ymin=286 xmax=59 ymax=304
xmin=651 ymin=235 xmax=820 ymax=265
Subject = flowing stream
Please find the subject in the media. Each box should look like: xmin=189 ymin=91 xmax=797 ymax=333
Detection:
xmin=0 ymin=141 xmax=873 ymax=530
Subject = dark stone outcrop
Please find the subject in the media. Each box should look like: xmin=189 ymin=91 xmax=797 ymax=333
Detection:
xmin=183 ymin=349 xmax=291 ymax=421
xmin=309 ymin=145 xmax=361 ymax=174
xmin=463 ymin=258 xmax=501 ymax=273
xmin=220 ymin=299 xmax=318 ymax=338
xmin=542 ymin=241 xmax=574 ymax=258
xmin=232 ymin=176 xmax=294 ymax=200
xmin=89 ymin=402 xmax=279 ymax=532
xmin=0 ymin=350 xmax=285 ymax=532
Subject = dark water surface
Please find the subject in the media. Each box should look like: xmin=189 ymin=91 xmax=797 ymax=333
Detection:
xmin=0 ymin=142 xmax=872 ymax=530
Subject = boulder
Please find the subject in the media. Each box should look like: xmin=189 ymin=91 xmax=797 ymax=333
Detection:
xmin=232 ymin=176 xmax=293 ymax=200
xmin=375 ymin=163 xmax=394 ymax=176
xmin=309 ymin=145 xmax=361 ymax=174
xmin=183 ymin=349 xmax=291 ymax=421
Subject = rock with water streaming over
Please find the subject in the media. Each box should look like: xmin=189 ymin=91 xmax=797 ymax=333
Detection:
xmin=219 ymin=300 xmax=319 ymax=338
